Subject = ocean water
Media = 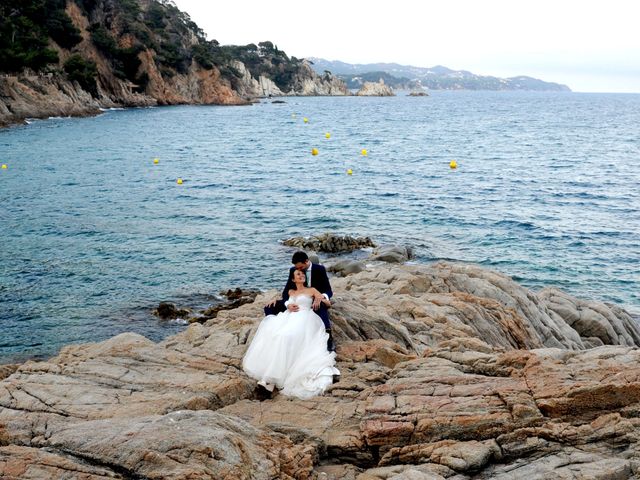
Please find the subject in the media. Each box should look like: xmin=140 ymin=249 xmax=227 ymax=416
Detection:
xmin=1 ymin=91 xmax=639 ymax=363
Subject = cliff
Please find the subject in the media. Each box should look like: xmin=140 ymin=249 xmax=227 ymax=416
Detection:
xmin=2 ymin=261 xmax=640 ymax=479
xmin=0 ymin=0 xmax=347 ymax=127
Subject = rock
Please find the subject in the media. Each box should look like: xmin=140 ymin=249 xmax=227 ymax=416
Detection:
xmin=283 ymin=232 xmax=376 ymax=253
xmin=0 ymin=445 xmax=119 ymax=479
xmin=0 ymin=364 xmax=19 ymax=381
xmin=328 ymin=259 xmax=367 ymax=277
xmin=198 ymin=288 xmax=260 ymax=322
xmin=231 ymin=60 xmax=285 ymax=99
xmin=2 ymin=262 xmax=640 ymax=478
xmin=287 ymin=61 xmax=350 ymax=96
xmin=356 ymin=79 xmax=395 ymax=96
xmin=408 ymin=91 xmax=429 ymax=97
xmin=370 ymin=244 xmax=412 ymax=263
xmin=308 ymin=252 xmax=321 ymax=264
xmin=539 ymin=287 xmax=640 ymax=347
xmin=152 ymin=301 xmax=192 ymax=320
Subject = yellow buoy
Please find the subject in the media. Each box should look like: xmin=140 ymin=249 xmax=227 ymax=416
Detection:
xmin=311 ymin=148 xmax=319 ymax=156
xmin=325 ymin=132 xmax=331 ymax=139
xmin=1 ymin=164 xmax=7 ymax=170
xmin=177 ymin=178 xmax=183 ymax=184
xmin=346 ymin=168 xmax=353 ymax=175
xmin=153 ymin=158 xmax=159 ymax=164
xmin=361 ymin=149 xmax=368 ymax=156
xmin=303 ymin=117 xmax=309 ymax=123
xmin=450 ymin=160 xmax=457 ymax=169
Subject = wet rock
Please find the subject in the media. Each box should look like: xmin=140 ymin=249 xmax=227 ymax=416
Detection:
xmin=197 ymin=288 xmax=260 ymax=322
xmin=152 ymin=301 xmax=192 ymax=320
xmin=283 ymin=232 xmax=376 ymax=253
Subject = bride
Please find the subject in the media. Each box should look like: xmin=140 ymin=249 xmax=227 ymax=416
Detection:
xmin=242 ymin=269 xmax=340 ymax=399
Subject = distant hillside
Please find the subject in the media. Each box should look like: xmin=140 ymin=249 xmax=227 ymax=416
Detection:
xmin=309 ymin=58 xmax=571 ymax=92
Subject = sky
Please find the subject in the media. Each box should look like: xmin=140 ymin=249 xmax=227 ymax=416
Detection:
xmin=172 ymin=0 xmax=640 ymax=93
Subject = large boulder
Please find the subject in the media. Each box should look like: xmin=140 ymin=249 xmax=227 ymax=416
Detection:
xmin=369 ymin=244 xmax=412 ymax=263
xmin=328 ymin=259 xmax=367 ymax=277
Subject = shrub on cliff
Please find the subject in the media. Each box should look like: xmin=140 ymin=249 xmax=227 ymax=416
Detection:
xmin=64 ymin=54 xmax=98 ymax=96
xmin=44 ymin=1 xmax=83 ymax=49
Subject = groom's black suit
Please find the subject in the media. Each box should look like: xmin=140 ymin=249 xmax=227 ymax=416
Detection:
xmin=264 ymin=263 xmax=333 ymax=330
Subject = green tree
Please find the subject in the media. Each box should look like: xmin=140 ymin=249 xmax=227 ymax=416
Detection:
xmin=64 ymin=54 xmax=98 ymax=96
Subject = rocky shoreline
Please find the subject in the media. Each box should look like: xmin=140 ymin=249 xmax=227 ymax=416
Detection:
xmin=2 ymin=259 xmax=640 ymax=479
xmin=0 ymin=70 xmax=396 ymax=129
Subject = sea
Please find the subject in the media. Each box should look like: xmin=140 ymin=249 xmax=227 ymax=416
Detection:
xmin=1 ymin=91 xmax=639 ymax=363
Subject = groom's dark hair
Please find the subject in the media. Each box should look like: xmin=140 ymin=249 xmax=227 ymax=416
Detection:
xmin=291 ymin=251 xmax=308 ymax=264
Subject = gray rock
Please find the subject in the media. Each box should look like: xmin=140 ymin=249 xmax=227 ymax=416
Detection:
xmin=370 ymin=244 xmax=412 ymax=263
xmin=328 ymin=259 xmax=366 ymax=277
xmin=539 ymin=287 xmax=640 ymax=346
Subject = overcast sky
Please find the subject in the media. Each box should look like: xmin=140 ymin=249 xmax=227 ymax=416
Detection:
xmin=172 ymin=0 xmax=639 ymax=93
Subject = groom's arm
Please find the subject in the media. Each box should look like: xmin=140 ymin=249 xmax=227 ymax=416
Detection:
xmin=281 ymin=267 xmax=294 ymax=301
xmin=316 ymin=265 xmax=332 ymax=299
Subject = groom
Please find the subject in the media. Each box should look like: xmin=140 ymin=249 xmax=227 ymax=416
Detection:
xmin=265 ymin=251 xmax=336 ymax=351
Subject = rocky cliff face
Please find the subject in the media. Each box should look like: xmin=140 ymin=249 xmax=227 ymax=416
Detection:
xmin=287 ymin=62 xmax=349 ymax=96
xmin=2 ymin=261 xmax=640 ymax=479
xmin=0 ymin=0 xmax=348 ymax=128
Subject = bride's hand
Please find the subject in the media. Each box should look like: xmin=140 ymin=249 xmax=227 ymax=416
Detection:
xmin=287 ymin=303 xmax=299 ymax=312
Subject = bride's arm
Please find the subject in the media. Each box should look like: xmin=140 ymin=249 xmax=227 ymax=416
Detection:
xmin=285 ymin=290 xmax=300 ymax=311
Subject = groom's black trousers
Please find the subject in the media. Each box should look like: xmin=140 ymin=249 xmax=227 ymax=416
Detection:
xmin=264 ymin=300 xmax=331 ymax=330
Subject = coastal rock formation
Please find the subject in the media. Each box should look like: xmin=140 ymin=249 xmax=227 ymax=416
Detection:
xmin=0 ymin=74 xmax=105 ymax=127
xmin=283 ymin=233 xmax=376 ymax=253
xmin=2 ymin=262 xmax=640 ymax=478
xmin=230 ymin=60 xmax=284 ymax=98
xmin=356 ymin=80 xmax=395 ymax=96
xmin=0 ymin=1 xmax=349 ymax=128
xmin=287 ymin=62 xmax=350 ymax=96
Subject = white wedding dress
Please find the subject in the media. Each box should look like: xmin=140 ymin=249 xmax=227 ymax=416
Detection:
xmin=242 ymin=294 xmax=340 ymax=399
